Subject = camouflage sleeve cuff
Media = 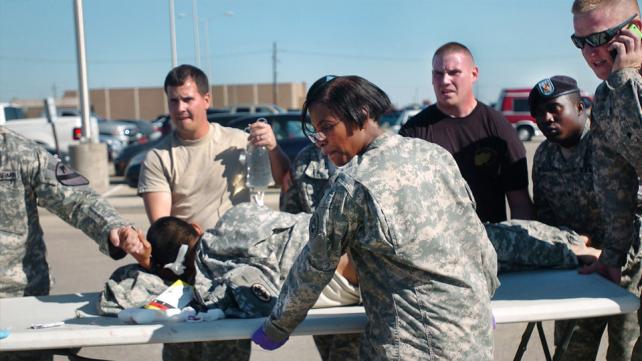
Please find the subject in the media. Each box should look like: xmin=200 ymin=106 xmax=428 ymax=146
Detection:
xmin=262 ymin=317 xmax=291 ymax=342
xmin=108 ymin=241 xmax=127 ymax=260
xmin=607 ymin=68 xmax=641 ymax=89
xmin=598 ymin=248 xmax=627 ymax=268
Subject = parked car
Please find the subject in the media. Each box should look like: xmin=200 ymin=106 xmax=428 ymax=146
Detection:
xmin=116 ymin=119 xmax=161 ymax=142
xmin=224 ymin=104 xmax=286 ymax=114
xmin=494 ymin=88 xmax=540 ymax=141
xmin=2 ymin=103 xmax=99 ymax=153
xmin=207 ymin=108 xmax=229 ymax=115
xmin=207 ymin=112 xmax=246 ymax=126
xmin=113 ymin=134 xmax=167 ymax=176
xmin=123 ymin=150 xmax=148 ymax=188
xmin=379 ymin=108 xmax=421 ymax=133
xmin=151 ymin=115 xmax=172 ymax=136
xmin=98 ymin=119 xmax=145 ymax=160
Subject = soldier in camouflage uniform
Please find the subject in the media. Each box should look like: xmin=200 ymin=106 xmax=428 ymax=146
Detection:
xmin=571 ymin=0 xmax=642 ymax=283
xmin=250 ymin=75 xmax=499 ymax=360
xmin=572 ymin=1 xmax=642 ymax=359
xmin=0 ymin=127 xmax=146 ymax=361
xmin=530 ymin=75 xmax=642 ymax=361
xmin=280 ymin=142 xmax=589 ymax=361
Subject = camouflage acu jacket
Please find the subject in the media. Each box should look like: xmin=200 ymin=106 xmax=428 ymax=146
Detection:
xmin=590 ymin=68 xmax=642 ymax=267
xmin=264 ymin=132 xmax=499 ymax=361
xmin=0 ymin=127 xmax=128 ymax=297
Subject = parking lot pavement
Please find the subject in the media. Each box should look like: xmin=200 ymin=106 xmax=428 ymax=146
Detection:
xmin=44 ymin=147 xmax=606 ymax=360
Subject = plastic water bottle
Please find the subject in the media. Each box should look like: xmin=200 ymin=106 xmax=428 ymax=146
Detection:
xmin=245 ymin=119 xmax=273 ymax=190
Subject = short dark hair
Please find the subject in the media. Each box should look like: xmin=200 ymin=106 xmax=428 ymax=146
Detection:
xmin=147 ymin=216 xmax=200 ymax=276
xmin=433 ymin=42 xmax=475 ymax=63
xmin=163 ymin=64 xmax=210 ymax=95
xmin=301 ymin=75 xmax=392 ymax=132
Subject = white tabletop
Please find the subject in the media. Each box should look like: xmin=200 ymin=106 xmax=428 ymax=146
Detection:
xmin=0 ymin=270 xmax=638 ymax=351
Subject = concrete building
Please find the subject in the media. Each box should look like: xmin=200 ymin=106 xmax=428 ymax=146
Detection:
xmin=15 ymin=81 xmax=307 ymax=120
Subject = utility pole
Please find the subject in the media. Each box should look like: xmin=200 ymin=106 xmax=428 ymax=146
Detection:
xmin=272 ymin=42 xmax=278 ymax=106
xmin=204 ymin=19 xmax=211 ymax=81
xmin=169 ymin=0 xmax=177 ymax=67
xmin=192 ymin=0 xmax=200 ymax=66
xmin=71 ymin=0 xmax=109 ymax=192
xmin=73 ymin=0 xmax=93 ymax=142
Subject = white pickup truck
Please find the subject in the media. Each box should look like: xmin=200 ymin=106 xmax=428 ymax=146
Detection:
xmin=0 ymin=102 xmax=98 ymax=153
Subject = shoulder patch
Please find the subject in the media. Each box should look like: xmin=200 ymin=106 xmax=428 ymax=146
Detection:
xmin=0 ymin=171 xmax=17 ymax=181
xmin=251 ymin=283 xmax=272 ymax=303
xmin=55 ymin=163 xmax=89 ymax=186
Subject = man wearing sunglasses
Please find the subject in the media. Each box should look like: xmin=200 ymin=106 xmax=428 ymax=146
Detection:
xmin=572 ymin=1 xmax=642 ymax=359
xmin=570 ymin=3 xmax=642 ymax=279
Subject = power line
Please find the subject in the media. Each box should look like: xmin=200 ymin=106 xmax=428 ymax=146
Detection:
xmin=0 ymin=49 xmax=271 ymax=65
xmin=280 ymin=48 xmax=426 ymax=62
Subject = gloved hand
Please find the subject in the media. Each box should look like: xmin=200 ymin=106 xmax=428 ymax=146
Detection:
xmin=251 ymin=326 xmax=288 ymax=350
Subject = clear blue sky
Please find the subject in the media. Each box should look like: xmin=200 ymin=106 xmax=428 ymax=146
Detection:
xmin=0 ymin=0 xmax=636 ymax=111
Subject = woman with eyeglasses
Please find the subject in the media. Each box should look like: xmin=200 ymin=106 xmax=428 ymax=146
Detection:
xmin=251 ymin=75 xmax=499 ymax=360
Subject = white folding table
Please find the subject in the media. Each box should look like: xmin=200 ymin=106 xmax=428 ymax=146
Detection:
xmin=0 ymin=270 xmax=638 ymax=360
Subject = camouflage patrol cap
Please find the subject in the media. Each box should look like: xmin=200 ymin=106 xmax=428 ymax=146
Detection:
xmin=528 ymin=76 xmax=580 ymax=116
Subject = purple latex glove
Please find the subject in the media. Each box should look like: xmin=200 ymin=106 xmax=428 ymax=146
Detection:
xmin=251 ymin=326 xmax=288 ymax=350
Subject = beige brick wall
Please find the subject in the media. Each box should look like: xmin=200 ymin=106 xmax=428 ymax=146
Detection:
xmin=17 ymin=82 xmax=306 ymax=120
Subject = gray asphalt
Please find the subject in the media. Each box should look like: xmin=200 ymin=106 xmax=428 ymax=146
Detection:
xmin=40 ymin=136 xmax=608 ymax=360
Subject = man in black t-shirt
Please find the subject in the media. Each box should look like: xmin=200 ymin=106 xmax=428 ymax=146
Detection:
xmin=400 ymin=42 xmax=533 ymax=223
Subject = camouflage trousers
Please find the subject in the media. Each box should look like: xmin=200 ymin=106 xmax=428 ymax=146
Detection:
xmin=313 ymin=333 xmax=361 ymax=361
xmin=162 ymin=334 xmax=360 ymax=361
xmin=163 ymin=340 xmax=250 ymax=361
xmin=557 ymin=239 xmax=642 ymax=361
xmin=485 ymin=220 xmax=581 ymax=273
xmin=556 ymin=313 xmax=639 ymax=361
xmin=633 ymin=308 xmax=642 ymax=361
xmin=0 ymin=351 xmax=52 ymax=361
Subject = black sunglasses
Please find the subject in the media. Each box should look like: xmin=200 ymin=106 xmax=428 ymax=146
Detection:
xmin=571 ymin=14 xmax=637 ymax=49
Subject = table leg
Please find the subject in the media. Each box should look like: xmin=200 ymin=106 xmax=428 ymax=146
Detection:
xmin=513 ymin=322 xmax=536 ymax=361
xmin=536 ymin=322 xmax=553 ymax=361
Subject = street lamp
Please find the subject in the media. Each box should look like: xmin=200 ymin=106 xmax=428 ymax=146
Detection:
xmin=192 ymin=0 xmax=200 ymax=66
xmin=169 ymin=0 xmax=177 ymax=67
xmin=202 ymin=11 xmax=234 ymax=82
xmin=169 ymin=1 xmax=234 ymax=72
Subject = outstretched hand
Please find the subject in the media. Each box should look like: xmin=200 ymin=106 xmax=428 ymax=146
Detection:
xmin=251 ymin=326 xmax=288 ymax=350
xmin=109 ymin=226 xmax=152 ymax=269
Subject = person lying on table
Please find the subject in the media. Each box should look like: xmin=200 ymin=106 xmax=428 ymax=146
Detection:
xmin=100 ymin=201 xmax=598 ymax=318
